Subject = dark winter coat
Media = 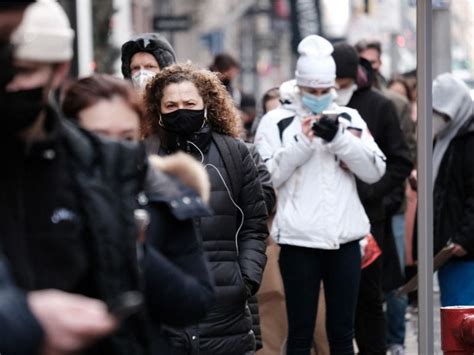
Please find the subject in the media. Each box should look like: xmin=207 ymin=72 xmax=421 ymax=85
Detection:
xmin=0 ymin=107 xmax=216 ymax=355
xmin=434 ymin=119 xmax=474 ymax=258
xmin=156 ymin=131 xmax=268 ymax=355
xmin=349 ymin=70 xmax=413 ymax=291
xmin=247 ymin=143 xmax=276 ymax=350
xmin=0 ymin=256 xmax=43 ymax=354
xmin=0 ymin=107 xmax=149 ymax=354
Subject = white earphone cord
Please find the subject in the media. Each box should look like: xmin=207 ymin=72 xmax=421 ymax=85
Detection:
xmin=187 ymin=140 xmax=245 ymax=256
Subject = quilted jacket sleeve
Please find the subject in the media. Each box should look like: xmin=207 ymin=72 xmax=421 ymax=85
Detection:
xmin=236 ymin=141 xmax=269 ymax=295
xmin=247 ymin=143 xmax=276 ymax=214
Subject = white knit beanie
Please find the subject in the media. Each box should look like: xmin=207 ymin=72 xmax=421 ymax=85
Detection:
xmin=295 ymin=35 xmax=336 ymax=88
xmin=11 ymin=0 xmax=74 ymax=62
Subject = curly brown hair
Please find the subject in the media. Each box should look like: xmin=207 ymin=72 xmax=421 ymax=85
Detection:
xmin=143 ymin=63 xmax=241 ymax=138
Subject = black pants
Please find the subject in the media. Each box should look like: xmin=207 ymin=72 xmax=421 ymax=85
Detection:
xmin=279 ymin=241 xmax=361 ymax=355
xmin=355 ymin=222 xmax=386 ymax=355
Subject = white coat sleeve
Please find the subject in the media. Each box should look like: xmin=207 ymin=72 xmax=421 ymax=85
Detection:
xmin=255 ymin=114 xmax=314 ymax=189
xmin=325 ymin=126 xmax=386 ymax=184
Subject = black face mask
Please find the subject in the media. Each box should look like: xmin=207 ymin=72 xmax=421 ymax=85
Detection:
xmin=160 ymin=108 xmax=206 ymax=135
xmin=2 ymin=87 xmax=45 ymax=136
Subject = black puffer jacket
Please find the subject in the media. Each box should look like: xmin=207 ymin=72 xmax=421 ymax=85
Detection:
xmin=157 ymin=132 xmax=268 ymax=355
xmin=246 ymin=143 xmax=275 ymax=350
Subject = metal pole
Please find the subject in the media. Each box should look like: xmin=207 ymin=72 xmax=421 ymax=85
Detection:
xmin=417 ymin=0 xmax=434 ymax=353
xmin=75 ymin=0 xmax=94 ymax=76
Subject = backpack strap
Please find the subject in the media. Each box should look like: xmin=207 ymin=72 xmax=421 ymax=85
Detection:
xmin=212 ymin=133 xmax=243 ymax=202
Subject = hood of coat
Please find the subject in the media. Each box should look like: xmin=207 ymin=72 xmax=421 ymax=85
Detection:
xmin=432 ymin=73 xmax=473 ymax=184
xmin=433 ymin=73 xmax=473 ymax=137
xmin=148 ymin=152 xmax=210 ymax=204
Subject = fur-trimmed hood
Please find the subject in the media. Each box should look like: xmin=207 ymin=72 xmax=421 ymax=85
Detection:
xmin=148 ymin=152 xmax=210 ymax=204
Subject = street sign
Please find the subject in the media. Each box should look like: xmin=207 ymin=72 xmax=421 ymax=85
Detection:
xmin=153 ymin=15 xmax=191 ymax=32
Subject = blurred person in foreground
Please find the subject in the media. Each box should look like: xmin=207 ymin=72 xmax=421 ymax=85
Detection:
xmin=62 ymin=73 xmax=217 ymax=353
xmin=143 ymin=63 xmax=268 ymax=355
xmin=1 ymin=1 xmax=213 ymax=354
xmin=0 ymin=0 xmax=132 ymax=353
xmin=0 ymin=1 xmax=62 ymax=354
xmin=121 ymin=32 xmax=176 ymax=91
xmin=431 ymin=73 xmax=474 ymax=306
xmin=332 ymin=42 xmax=413 ymax=355
xmin=255 ymin=35 xmax=386 ymax=355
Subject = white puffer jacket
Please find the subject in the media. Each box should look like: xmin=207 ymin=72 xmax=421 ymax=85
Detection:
xmin=255 ymin=99 xmax=386 ymax=250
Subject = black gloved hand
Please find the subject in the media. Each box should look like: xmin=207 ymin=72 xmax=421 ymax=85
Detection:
xmin=312 ymin=115 xmax=339 ymax=142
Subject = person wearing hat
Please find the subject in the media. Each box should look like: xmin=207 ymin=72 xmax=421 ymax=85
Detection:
xmin=1 ymin=1 xmax=214 ymax=355
xmin=255 ymin=35 xmax=386 ymax=355
xmin=121 ymin=32 xmax=176 ymax=90
xmin=0 ymin=1 xmax=121 ymax=354
xmin=0 ymin=2 xmax=53 ymax=353
xmin=332 ymin=42 xmax=413 ymax=355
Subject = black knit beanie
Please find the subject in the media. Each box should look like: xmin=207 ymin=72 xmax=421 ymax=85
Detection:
xmin=121 ymin=33 xmax=176 ymax=79
xmin=332 ymin=42 xmax=359 ymax=80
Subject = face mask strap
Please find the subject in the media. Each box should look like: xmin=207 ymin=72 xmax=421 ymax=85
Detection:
xmin=200 ymin=107 xmax=208 ymax=130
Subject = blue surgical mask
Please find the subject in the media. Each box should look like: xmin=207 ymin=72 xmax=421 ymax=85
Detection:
xmin=302 ymin=92 xmax=332 ymax=114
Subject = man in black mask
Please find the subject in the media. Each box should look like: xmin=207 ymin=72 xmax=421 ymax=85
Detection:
xmin=1 ymin=1 xmax=217 ymax=354
xmin=0 ymin=1 xmax=124 ymax=354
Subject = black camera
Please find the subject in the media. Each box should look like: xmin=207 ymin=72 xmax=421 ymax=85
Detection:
xmin=311 ymin=111 xmax=354 ymax=142
xmin=311 ymin=111 xmax=340 ymax=132
xmin=319 ymin=111 xmax=341 ymax=123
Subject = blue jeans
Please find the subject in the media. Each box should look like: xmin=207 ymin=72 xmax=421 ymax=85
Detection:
xmin=279 ymin=241 xmax=361 ymax=355
xmin=438 ymin=259 xmax=474 ymax=306
xmin=385 ymin=214 xmax=407 ymax=347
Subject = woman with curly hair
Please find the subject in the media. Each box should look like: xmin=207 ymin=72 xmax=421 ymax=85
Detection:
xmin=143 ymin=63 xmax=268 ymax=355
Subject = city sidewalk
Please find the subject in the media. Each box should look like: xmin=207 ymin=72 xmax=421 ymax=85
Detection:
xmin=404 ymin=283 xmax=442 ymax=354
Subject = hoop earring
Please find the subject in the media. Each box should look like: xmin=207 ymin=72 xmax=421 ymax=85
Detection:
xmin=158 ymin=114 xmax=164 ymax=127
